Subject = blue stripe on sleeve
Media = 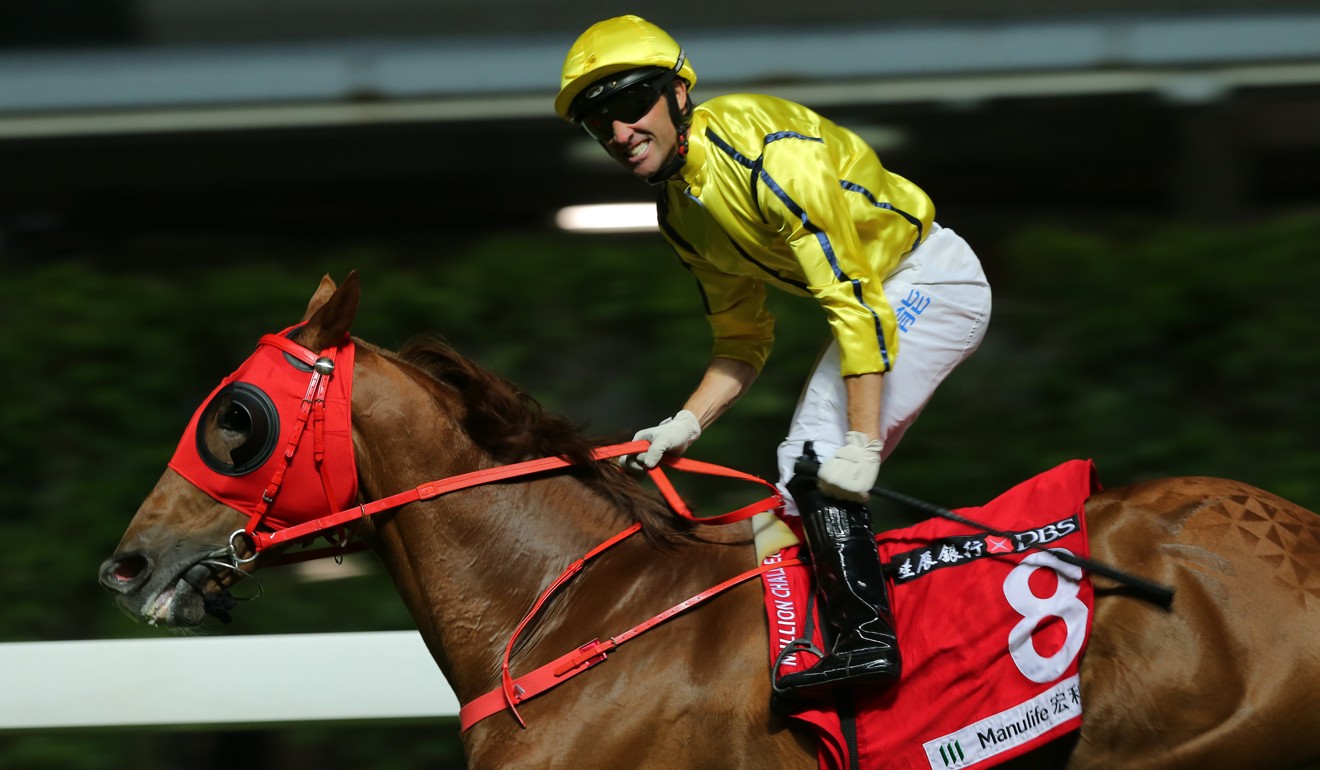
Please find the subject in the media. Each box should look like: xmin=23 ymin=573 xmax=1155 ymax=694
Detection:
xmin=839 ymin=179 xmax=924 ymax=250
xmin=706 ymin=128 xmax=892 ymax=371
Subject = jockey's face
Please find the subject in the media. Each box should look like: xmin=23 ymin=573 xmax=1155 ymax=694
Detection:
xmin=598 ymin=80 xmax=688 ymax=182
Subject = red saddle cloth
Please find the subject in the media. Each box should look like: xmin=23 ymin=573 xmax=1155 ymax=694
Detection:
xmin=761 ymin=459 xmax=1099 ymax=770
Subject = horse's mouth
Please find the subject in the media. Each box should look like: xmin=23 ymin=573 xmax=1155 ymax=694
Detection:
xmin=121 ymin=556 xmax=243 ymax=628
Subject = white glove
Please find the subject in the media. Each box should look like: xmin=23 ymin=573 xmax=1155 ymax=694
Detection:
xmin=626 ymin=410 xmax=702 ymax=470
xmin=817 ymin=431 xmax=883 ymax=502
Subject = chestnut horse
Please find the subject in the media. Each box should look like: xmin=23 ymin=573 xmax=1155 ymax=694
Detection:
xmin=100 ymin=273 xmax=1320 ymax=769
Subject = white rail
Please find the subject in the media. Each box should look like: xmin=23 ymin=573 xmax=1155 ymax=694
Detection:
xmin=0 ymin=631 xmax=457 ymax=729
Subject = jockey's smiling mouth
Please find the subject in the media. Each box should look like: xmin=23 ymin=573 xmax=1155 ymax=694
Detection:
xmin=601 ymin=80 xmax=689 ymax=182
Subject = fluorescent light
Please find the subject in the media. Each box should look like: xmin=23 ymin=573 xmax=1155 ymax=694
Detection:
xmin=555 ymin=203 xmax=658 ymax=233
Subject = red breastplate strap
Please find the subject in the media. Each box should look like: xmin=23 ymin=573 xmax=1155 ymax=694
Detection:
xmin=459 ymin=551 xmax=802 ymax=732
xmin=457 ymin=457 xmax=793 ymax=732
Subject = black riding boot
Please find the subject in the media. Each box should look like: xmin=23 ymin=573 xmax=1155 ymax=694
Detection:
xmin=774 ymin=471 xmax=901 ymax=698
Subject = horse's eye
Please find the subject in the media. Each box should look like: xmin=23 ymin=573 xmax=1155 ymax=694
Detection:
xmin=218 ymin=402 xmax=253 ymax=435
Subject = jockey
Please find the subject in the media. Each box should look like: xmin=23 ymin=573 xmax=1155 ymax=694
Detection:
xmin=556 ymin=16 xmax=991 ymax=700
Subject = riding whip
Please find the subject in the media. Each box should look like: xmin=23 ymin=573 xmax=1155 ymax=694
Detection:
xmin=795 ymin=444 xmax=1176 ymax=608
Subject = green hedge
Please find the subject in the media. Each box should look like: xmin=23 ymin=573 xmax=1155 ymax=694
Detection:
xmin=4 ymin=217 xmax=1320 ymax=644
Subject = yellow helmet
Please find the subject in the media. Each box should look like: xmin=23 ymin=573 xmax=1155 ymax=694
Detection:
xmin=555 ymin=15 xmax=697 ymax=123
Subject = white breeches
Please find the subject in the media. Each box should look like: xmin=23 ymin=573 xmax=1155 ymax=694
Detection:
xmin=775 ymin=224 xmax=991 ymax=515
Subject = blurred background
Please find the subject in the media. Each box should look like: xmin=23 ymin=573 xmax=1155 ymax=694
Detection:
xmin=2 ymin=1 xmax=1318 ymax=767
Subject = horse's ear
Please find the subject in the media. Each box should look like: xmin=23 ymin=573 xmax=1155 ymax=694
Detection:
xmin=297 ymin=271 xmax=360 ymax=351
xmin=302 ymin=274 xmax=338 ymax=322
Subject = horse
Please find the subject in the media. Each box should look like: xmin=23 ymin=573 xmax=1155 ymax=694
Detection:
xmin=99 ymin=272 xmax=1320 ymax=769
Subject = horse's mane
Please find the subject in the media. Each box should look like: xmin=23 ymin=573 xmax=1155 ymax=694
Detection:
xmin=393 ymin=335 xmax=695 ymax=546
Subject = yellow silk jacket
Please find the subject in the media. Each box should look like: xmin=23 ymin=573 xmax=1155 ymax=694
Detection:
xmin=659 ymin=93 xmax=935 ymax=377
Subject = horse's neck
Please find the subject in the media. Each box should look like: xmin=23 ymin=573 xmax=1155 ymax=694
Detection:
xmin=375 ymin=473 xmax=731 ymax=701
xmin=347 ymin=354 xmax=722 ymax=699
xmin=351 ymin=350 xmax=757 ymax=703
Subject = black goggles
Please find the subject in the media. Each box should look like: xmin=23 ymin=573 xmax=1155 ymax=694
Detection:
xmin=576 ymin=75 xmax=672 ymax=142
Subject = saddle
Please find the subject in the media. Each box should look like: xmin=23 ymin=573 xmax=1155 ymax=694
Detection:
xmin=759 ymin=459 xmax=1098 ymax=770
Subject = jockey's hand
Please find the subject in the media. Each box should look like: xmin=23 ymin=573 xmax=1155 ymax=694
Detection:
xmin=817 ymin=431 xmax=883 ymax=502
xmin=625 ymin=410 xmax=702 ymax=470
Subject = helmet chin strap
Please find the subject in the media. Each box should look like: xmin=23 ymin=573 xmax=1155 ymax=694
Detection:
xmin=647 ymin=85 xmax=693 ymax=185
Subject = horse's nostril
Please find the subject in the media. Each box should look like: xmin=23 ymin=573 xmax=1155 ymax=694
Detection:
xmin=100 ymin=554 xmax=150 ymax=591
xmin=115 ymin=556 xmax=145 ymax=580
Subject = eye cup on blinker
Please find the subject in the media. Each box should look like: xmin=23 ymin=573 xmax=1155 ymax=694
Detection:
xmin=195 ymin=382 xmax=280 ymax=476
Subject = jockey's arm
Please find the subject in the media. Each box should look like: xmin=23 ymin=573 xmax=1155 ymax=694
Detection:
xmin=681 ymin=356 xmax=758 ymax=430
xmin=845 ymin=371 xmax=884 ymax=442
